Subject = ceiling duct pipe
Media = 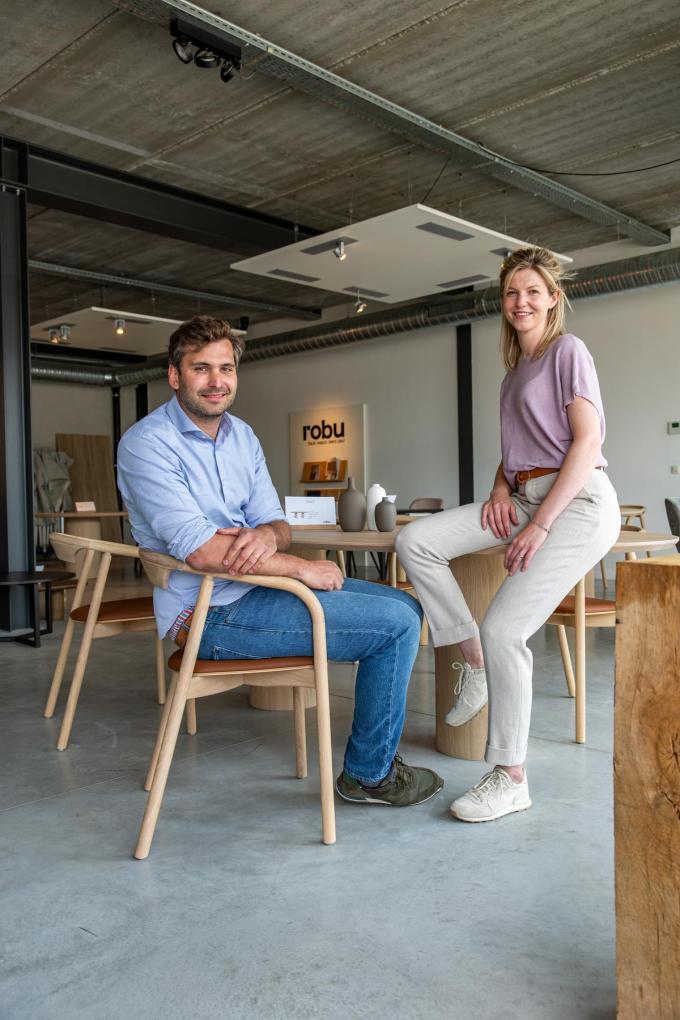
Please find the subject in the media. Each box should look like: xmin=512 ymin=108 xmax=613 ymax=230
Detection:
xmin=29 ymin=246 xmax=680 ymax=383
xmin=30 ymin=363 xmax=114 ymax=385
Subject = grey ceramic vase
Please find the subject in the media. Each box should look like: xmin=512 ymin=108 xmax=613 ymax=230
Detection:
xmin=338 ymin=477 xmax=366 ymax=532
xmin=375 ymin=497 xmax=397 ymax=532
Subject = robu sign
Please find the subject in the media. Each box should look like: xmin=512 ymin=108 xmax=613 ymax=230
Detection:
xmin=302 ymin=419 xmax=345 ymax=441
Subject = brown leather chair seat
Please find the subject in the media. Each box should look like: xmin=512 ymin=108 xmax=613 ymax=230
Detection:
xmin=373 ymin=579 xmax=415 ymax=591
xmin=553 ymin=595 xmax=616 ymax=615
xmin=70 ymin=596 xmax=155 ymax=624
xmin=168 ymin=650 xmax=314 ymax=674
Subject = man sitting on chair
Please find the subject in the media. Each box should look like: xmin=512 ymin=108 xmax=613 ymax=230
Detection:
xmin=117 ymin=316 xmax=442 ymax=807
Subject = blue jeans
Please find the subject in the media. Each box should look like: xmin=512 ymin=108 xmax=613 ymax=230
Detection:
xmin=196 ymin=578 xmax=423 ymax=784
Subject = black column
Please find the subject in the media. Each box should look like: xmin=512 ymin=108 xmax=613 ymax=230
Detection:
xmin=456 ymin=322 xmax=474 ymax=505
xmin=0 ymin=182 xmax=33 ymax=631
xmin=135 ymin=383 xmax=148 ymax=421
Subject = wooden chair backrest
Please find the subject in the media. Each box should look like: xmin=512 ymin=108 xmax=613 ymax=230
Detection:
xmin=50 ymin=531 xmax=141 ymax=561
xmin=409 ymin=497 xmax=444 ymax=512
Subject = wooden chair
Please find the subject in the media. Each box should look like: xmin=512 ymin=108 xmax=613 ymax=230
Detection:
xmin=600 ymin=506 xmax=649 ymax=589
xmin=134 ymin=549 xmax=335 ymax=860
xmin=44 ymin=533 xmax=167 ymax=751
xmin=546 ymin=577 xmax=616 ymax=744
xmin=408 ymin=497 xmax=444 ymax=513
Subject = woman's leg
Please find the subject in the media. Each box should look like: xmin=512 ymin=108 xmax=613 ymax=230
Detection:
xmin=395 ymin=503 xmax=523 ymax=648
xmin=451 ymin=471 xmax=620 ymax=821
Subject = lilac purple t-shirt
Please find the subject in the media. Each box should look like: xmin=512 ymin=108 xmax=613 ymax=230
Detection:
xmin=500 ymin=333 xmax=607 ymax=488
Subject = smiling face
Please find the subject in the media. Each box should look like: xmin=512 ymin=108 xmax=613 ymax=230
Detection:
xmin=502 ymin=267 xmax=559 ymax=352
xmin=168 ymin=338 xmax=238 ymax=435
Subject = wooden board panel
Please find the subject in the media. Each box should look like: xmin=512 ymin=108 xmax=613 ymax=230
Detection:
xmin=614 ymin=560 xmax=680 ymax=1018
xmin=56 ymin=434 xmax=122 ymax=543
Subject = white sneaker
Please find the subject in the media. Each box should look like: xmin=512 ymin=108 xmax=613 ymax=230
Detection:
xmin=449 ymin=767 xmax=532 ymax=822
xmin=445 ymin=662 xmax=488 ymax=727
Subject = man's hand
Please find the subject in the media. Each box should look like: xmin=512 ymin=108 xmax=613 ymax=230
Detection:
xmin=481 ymin=487 xmax=519 ymax=539
xmin=218 ymin=525 xmax=277 ymax=574
xmin=503 ymin=522 xmax=548 ymax=575
xmin=296 ymin=560 xmax=344 ymax=591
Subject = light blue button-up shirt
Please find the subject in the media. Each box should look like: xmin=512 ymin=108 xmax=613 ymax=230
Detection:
xmin=117 ymin=396 xmax=284 ymax=637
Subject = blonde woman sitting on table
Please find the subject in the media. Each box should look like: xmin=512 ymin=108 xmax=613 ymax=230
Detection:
xmin=396 ymin=246 xmax=619 ymax=822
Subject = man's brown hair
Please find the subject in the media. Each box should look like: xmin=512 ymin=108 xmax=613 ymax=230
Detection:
xmin=168 ymin=315 xmax=246 ymax=370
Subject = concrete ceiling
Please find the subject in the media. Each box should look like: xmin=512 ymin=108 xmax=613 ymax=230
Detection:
xmin=1 ymin=0 xmax=678 ymax=352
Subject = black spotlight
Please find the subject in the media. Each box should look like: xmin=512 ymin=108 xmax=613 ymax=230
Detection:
xmin=220 ymin=58 xmax=236 ymax=83
xmin=239 ymin=316 xmax=250 ymax=332
xmin=194 ymin=47 xmax=220 ymax=69
xmin=172 ymin=35 xmax=193 ymax=64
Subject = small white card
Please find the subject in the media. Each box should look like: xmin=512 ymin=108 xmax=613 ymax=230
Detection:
xmin=75 ymin=501 xmax=96 ymax=512
xmin=285 ymin=496 xmax=336 ymax=525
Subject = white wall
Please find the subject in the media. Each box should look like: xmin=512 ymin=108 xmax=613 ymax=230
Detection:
xmin=471 ymin=281 xmax=680 ymax=564
xmin=31 ymin=380 xmax=112 ymax=449
xmin=232 ymin=324 xmax=459 ymax=510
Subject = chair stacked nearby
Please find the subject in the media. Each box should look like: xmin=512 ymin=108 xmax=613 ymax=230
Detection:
xmin=44 ymin=533 xmax=167 ymax=750
xmin=546 ymin=579 xmax=616 ymax=744
xmin=665 ymin=498 xmax=680 ymax=552
xmin=134 ymin=550 xmax=336 ymax=859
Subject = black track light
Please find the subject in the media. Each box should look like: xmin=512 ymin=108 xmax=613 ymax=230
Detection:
xmin=194 ymin=47 xmax=220 ymax=69
xmin=172 ymin=35 xmax=194 ymax=64
xmin=220 ymin=58 xmax=236 ymax=83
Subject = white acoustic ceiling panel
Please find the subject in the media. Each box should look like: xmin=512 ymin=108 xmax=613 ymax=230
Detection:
xmin=232 ymin=204 xmax=572 ymax=304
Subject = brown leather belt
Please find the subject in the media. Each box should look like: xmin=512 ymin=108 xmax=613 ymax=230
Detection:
xmin=174 ymin=613 xmax=193 ymax=649
xmin=515 ymin=467 xmax=558 ymax=486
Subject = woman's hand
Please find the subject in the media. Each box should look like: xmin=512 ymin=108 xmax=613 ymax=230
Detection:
xmin=482 ymin=488 xmax=519 ymax=539
xmin=504 ymin=522 xmax=548 ymax=575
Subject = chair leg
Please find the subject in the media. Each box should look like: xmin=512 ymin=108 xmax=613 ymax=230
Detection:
xmin=135 ymin=682 xmax=188 ymax=860
xmin=599 ymin=558 xmax=607 ymax=591
xmin=155 ymin=636 xmax=166 ymax=705
xmin=293 ymin=686 xmax=308 ymax=778
xmin=556 ymin=625 xmax=575 ymax=698
xmin=574 ymin=579 xmax=586 ymax=744
xmin=419 ymin=616 xmax=429 ymax=646
xmin=56 ymin=625 xmax=97 ymax=750
xmin=43 ymin=617 xmax=77 ymax=717
xmin=314 ymin=667 xmax=336 ymax=846
xmin=186 ymin=698 xmax=197 ymax=735
xmin=336 ymin=549 xmax=346 ymax=578
xmin=145 ymin=671 xmax=178 ymax=791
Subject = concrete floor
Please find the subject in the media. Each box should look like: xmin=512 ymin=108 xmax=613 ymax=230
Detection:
xmin=0 ymin=595 xmax=618 ymax=1020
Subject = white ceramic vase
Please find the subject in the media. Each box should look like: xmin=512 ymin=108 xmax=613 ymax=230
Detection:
xmin=366 ymin=482 xmax=387 ymax=530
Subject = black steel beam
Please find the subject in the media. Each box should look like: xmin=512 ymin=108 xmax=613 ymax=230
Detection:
xmin=135 ymin=383 xmax=149 ymax=421
xmin=0 ymin=182 xmax=34 ymax=631
xmin=0 ymin=133 xmax=317 ymax=254
xmin=456 ymin=322 xmax=474 ymax=505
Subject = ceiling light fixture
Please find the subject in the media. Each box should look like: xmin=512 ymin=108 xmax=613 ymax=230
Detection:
xmin=333 ymin=240 xmax=347 ymax=261
xmin=220 ymin=58 xmax=237 ymax=83
xmin=48 ymin=328 xmax=60 ymax=344
xmin=354 ymin=295 xmax=367 ymax=314
xmin=172 ymin=34 xmax=194 ymax=64
xmin=194 ymin=47 xmax=220 ymax=69
xmin=169 ymin=18 xmax=242 ymax=84
xmin=114 ymin=318 xmax=126 ymax=336
xmin=59 ymin=324 xmax=71 ymax=341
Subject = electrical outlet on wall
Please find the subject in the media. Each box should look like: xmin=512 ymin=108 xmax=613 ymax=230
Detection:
xmin=671 ymin=465 xmax=680 ymax=475
xmin=668 ymin=421 xmax=680 ymax=434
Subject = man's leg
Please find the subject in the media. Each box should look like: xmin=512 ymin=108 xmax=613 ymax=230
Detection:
xmin=197 ymin=578 xmax=442 ymax=804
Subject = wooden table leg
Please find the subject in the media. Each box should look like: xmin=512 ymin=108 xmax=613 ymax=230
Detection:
xmin=435 ymin=549 xmax=507 ymax=760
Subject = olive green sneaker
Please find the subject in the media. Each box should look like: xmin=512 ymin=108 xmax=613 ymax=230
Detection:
xmin=335 ymin=753 xmax=444 ymax=807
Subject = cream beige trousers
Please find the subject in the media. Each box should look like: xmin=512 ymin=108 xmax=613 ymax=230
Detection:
xmin=395 ymin=470 xmax=620 ymax=765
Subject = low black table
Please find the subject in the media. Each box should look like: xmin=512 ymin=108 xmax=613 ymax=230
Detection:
xmin=0 ymin=570 xmax=75 ymax=648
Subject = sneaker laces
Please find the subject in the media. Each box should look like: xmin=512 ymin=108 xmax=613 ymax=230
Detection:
xmin=467 ymin=769 xmax=507 ymax=802
xmin=452 ymin=661 xmax=467 ymax=696
xmin=392 ymin=753 xmax=415 ymax=791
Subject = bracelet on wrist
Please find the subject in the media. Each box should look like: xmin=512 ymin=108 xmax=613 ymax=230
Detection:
xmin=533 ymin=521 xmax=550 ymax=534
